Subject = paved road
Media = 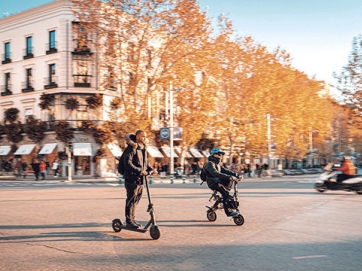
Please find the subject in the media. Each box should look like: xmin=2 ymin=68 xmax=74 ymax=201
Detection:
xmin=1 ymin=176 xmax=362 ymax=271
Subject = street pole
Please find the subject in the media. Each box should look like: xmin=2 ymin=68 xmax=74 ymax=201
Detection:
xmin=169 ymin=82 xmax=174 ymax=183
xmin=267 ymin=113 xmax=271 ymax=168
xmin=66 ymin=147 xmax=72 ymax=181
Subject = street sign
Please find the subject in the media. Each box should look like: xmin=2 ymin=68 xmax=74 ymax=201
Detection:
xmin=160 ymin=128 xmax=170 ymax=140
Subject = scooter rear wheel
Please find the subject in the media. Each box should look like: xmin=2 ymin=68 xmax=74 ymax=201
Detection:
xmin=150 ymin=225 xmax=161 ymax=240
xmin=112 ymin=218 xmax=122 ymax=232
xmin=206 ymin=210 xmax=217 ymax=222
xmin=233 ymin=214 xmax=245 ymax=226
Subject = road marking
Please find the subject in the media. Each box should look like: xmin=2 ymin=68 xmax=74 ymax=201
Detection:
xmin=292 ymin=255 xmax=327 ymax=260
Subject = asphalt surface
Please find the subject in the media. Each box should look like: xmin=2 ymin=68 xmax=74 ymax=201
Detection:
xmin=1 ymin=175 xmax=362 ymax=271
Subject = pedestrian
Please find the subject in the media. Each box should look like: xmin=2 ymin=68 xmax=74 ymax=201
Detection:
xmin=52 ymin=159 xmax=59 ymax=177
xmin=15 ymin=158 xmax=22 ymax=177
xmin=123 ymin=130 xmax=157 ymax=229
xmin=22 ymin=160 xmax=28 ymax=179
xmin=39 ymin=160 xmax=46 ymax=180
xmin=31 ymin=159 xmax=40 ymax=181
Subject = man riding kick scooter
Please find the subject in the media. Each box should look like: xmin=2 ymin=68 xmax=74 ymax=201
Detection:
xmin=204 ymin=148 xmax=241 ymax=217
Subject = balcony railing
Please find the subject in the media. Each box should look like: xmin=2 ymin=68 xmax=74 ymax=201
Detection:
xmin=73 ymin=74 xmax=92 ymax=87
xmin=1 ymin=85 xmax=12 ymax=96
xmin=1 ymin=53 xmax=11 ymax=64
xmin=46 ymin=41 xmax=57 ymax=54
xmin=22 ymin=80 xmax=35 ymax=93
xmin=72 ymin=39 xmax=93 ymax=55
xmin=23 ymin=47 xmax=34 ymax=59
xmin=44 ymin=76 xmax=58 ymax=89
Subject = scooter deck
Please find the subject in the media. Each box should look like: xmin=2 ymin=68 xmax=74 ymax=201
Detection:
xmin=119 ymin=225 xmax=148 ymax=233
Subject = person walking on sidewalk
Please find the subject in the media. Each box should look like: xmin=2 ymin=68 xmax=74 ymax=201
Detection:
xmin=39 ymin=160 xmax=46 ymax=180
xmin=31 ymin=159 xmax=40 ymax=181
xmin=123 ymin=130 xmax=157 ymax=229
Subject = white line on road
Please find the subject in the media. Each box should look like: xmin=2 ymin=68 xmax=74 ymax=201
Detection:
xmin=292 ymin=255 xmax=327 ymax=260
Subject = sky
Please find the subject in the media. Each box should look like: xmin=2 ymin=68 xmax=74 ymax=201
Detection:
xmin=1 ymin=0 xmax=362 ymax=86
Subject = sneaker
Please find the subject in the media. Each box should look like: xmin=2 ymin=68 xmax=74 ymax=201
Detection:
xmin=126 ymin=222 xmax=140 ymax=229
xmin=134 ymin=221 xmax=142 ymax=227
xmin=227 ymin=211 xmax=239 ymax=217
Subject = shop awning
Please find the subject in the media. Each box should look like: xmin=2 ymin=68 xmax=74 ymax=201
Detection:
xmin=189 ymin=148 xmax=203 ymax=158
xmin=161 ymin=146 xmax=179 ymax=158
xmin=73 ymin=143 xmax=92 ymax=156
xmin=175 ymin=147 xmax=192 ymax=158
xmin=39 ymin=143 xmax=58 ymax=155
xmin=147 ymin=146 xmax=164 ymax=158
xmin=201 ymin=150 xmax=210 ymax=157
xmin=0 ymin=146 xmax=11 ymax=156
xmin=14 ymin=144 xmax=36 ymax=155
xmin=107 ymin=143 xmax=123 ymax=157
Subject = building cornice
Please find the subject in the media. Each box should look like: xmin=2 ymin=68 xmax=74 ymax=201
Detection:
xmin=0 ymin=0 xmax=75 ymax=32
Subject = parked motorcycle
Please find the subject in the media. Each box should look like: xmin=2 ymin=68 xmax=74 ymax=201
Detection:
xmin=315 ymin=170 xmax=362 ymax=194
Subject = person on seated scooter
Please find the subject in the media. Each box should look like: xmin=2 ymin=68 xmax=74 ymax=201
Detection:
xmin=335 ymin=156 xmax=356 ymax=183
xmin=123 ymin=130 xmax=157 ymax=229
xmin=204 ymin=148 xmax=240 ymax=217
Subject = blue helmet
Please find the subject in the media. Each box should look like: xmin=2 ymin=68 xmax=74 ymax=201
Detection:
xmin=210 ymin=148 xmax=225 ymax=156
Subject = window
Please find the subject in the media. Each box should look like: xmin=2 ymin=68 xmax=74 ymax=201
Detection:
xmin=5 ymin=73 xmax=10 ymax=90
xmin=46 ymin=30 xmax=57 ymax=54
xmin=1 ymin=72 xmax=11 ymax=95
xmin=24 ymin=37 xmax=33 ymax=59
xmin=26 ymin=68 xmax=33 ymax=88
xmin=49 ymin=30 xmax=56 ymax=49
xmin=49 ymin=64 xmax=56 ymax=83
xmin=2 ymin=42 xmax=11 ymax=64
xmin=44 ymin=64 xmax=57 ymax=89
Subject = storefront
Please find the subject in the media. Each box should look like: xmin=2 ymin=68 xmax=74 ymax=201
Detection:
xmin=73 ymin=143 xmax=92 ymax=176
xmin=14 ymin=144 xmax=36 ymax=165
xmin=0 ymin=146 xmax=11 ymax=172
xmin=104 ymin=143 xmax=123 ymax=177
xmin=38 ymin=143 xmax=59 ymax=176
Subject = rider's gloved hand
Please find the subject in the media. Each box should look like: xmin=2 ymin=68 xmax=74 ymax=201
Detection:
xmin=230 ymin=176 xmax=239 ymax=183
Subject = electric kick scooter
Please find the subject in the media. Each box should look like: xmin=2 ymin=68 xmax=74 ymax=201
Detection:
xmin=112 ymin=175 xmax=161 ymax=240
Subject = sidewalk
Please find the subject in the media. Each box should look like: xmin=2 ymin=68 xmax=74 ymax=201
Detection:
xmin=0 ymin=173 xmax=320 ymax=184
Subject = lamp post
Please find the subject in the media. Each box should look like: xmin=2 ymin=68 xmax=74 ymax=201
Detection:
xmin=169 ymin=82 xmax=183 ymax=182
xmin=266 ymin=114 xmax=278 ymax=169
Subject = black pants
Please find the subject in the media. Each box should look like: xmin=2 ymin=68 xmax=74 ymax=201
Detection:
xmin=125 ymin=182 xmax=144 ymax=223
xmin=209 ymin=179 xmax=234 ymax=215
xmin=337 ymin=174 xmax=353 ymax=183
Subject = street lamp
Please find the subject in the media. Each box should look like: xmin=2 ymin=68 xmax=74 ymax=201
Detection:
xmin=266 ymin=113 xmax=278 ymax=169
xmin=169 ymin=82 xmax=183 ymax=181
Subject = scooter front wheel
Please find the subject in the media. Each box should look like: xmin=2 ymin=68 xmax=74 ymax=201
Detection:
xmin=150 ymin=225 xmax=161 ymax=240
xmin=206 ymin=210 xmax=217 ymax=222
xmin=112 ymin=218 xmax=122 ymax=232
xmin=233 ymin=214 xmax=245 ymax=226
xmin=315 ymin=183 xmax=327 ymax=193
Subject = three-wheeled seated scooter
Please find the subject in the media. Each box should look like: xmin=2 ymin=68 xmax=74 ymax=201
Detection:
xmin=206 ymin=176 xmax=245 ymax=226
xmin=112 ymin=175 xmax=161 ymax=240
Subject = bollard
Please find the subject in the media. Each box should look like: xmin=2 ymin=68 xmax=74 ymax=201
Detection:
xmin=118 ymin=174 xmax=123 ymax=184
xmin=149 ymin=174 xmax=153 ymax=184
xmin=193 ymin=174 xmax=197 ymax=183
xmin=182 ymin=174 xmax=186 ymax=184
xmin=170 ymin=174 xmax=174 ymax=184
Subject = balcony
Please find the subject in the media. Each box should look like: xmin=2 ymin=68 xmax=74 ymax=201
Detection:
xmin=22 ymin=80 xmax=35 ymax=93
xmin=73 ymin=74 xmax=91 ymax=87
xmin=1 ymin=53 xmax=11 ymax=64
xmin=23 ymin=47 xmax=34 ymax=59
xmin=46 ymin=42 xmax=57 ymax=55
xmin=1 ymin=85 xmax=12 ymax=96
xmin=44 ymin=76 xmax=58 ymax=89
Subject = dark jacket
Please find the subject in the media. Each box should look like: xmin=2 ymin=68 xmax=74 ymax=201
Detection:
xmin=31 ymin=162 xmax=40 ymax=173
xmin=123 ymin=133 xmax=153 ymax=183
xmin=205 ymin=156 xmax=238 ymax=187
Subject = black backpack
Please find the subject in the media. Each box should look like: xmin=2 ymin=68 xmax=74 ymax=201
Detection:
xmin=117 ymin=148 xmax=137 ymax=175
xmin=200 ymin=163 xmax=209 ymax=184
xmin=117 ymin=152 xmax=126 ymax=175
